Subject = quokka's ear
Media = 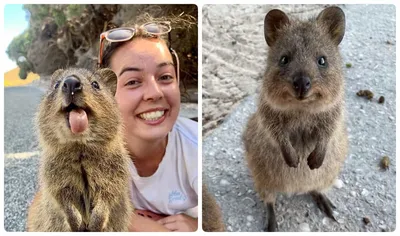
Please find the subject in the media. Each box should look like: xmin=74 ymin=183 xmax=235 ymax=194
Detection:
xmin=96 ymin=68 xmax=118 ymax=96
xmin=316 ymin=6 xmax=346 ymax=45
xmin=264 ymin=9 xmax=290 ymax=47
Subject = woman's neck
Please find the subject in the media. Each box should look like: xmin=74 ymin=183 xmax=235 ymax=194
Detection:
xmin=126 ymin=135 xmax=168 ymax=177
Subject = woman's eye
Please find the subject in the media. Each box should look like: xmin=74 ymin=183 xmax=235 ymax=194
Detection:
xmin=159 ymin=75 xmax=173 ymax=81
xmin=125 ymin=80 xmax=140 ymax=86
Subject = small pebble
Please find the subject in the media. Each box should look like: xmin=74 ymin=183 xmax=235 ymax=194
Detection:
xmin=363 ymin=217 xmax=371 ymax=225
xmin=246 ymin=215 xmax=254 ymax=222
xmin=220 ymin=179 xmax=229 ymax=186
xmin=322 ymin=217 xmax=330 ymax=225
xmin=334 ymin=179 xmax=344 ymax=189
xmin=351 ymin=191 xmax=357 ymax=197
xmin=379 ymin=224 xmax=387 ymax=231
xmin=378 ymin=96 xmax=385 ymax=104
xmin=299 ymin=223 xmax=311 ymax=232
xmin=333 ymin=211 xmax=339 ymax=217
xmin=361 ymin=189 xmax=369 ymax=196
xmin=386 ymin=40 xmax=394 ymax=45
xmin=241 ymin=197 xmax=256 ymax=206
xmin=246 ymin=222 xmax=251 ymax=227
xmin=338 ymin=219 xmax=345 ymax=224
xmin=276 ymin=215 xmax=284 ymax=225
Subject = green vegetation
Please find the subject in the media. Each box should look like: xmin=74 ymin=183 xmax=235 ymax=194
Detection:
xmin=6 ymin=30 xmax=33 ymax=62
xmin=346 ymin=63 xmax=352 ymax=68
xmin=66 ymin=5 xmax=86 ymax=18
xmin=18 ymin=67 xmax=28 ymax=80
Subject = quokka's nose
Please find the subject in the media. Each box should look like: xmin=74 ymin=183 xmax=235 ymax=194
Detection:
xmin=62 ymin=76 xmax=82 ymax=95
xmin=293 ymin=76 xmax=311 ymax=98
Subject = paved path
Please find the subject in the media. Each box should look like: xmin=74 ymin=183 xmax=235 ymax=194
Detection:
xmin=4 ymin=86 xmax=42 ymax=232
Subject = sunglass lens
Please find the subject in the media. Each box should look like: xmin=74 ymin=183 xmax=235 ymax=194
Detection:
xmin=107 ymin=29 xmax=134 ymax=41
xmin=145 ymin=23 xmax=170 ymax=34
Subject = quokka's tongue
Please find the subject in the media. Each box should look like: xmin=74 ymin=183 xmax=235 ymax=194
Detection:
xmin=69 ymin=109 xmax=88 ymax=134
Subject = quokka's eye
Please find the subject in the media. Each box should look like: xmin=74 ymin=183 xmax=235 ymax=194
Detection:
xmin=317 ymin=56 xmax=327 ymax=67
xmin=279 ymin=56 xmax=289 ymax=66
xmin=54 ymin=81 xmax=60 ymax=89
xmin=91 ymin=81 xmax=100 ymax=90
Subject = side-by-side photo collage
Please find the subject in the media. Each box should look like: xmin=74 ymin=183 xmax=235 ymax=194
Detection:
xmin=2 ymin=3 xmax=396 ymax=233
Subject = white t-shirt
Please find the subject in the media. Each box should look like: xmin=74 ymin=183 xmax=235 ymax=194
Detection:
xmin=129 ymin=117 xmax=198 ymax=217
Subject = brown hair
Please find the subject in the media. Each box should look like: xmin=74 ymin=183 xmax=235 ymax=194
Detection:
xmin=99 ymin=21 xmax=170 ymax=69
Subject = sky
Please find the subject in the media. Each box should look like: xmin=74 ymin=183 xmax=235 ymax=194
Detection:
xmin=3 ymin=4 xmax=29 ymax=73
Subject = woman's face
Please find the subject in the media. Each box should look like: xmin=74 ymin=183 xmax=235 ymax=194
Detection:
xmin=110 ymin=37 xmax=180 ymax=142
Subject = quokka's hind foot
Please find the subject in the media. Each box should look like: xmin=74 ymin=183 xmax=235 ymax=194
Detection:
xmin=263 ymin=203 xmax=278 ymax=232
xmin=310 ymin=191 xmax=337 ymax=222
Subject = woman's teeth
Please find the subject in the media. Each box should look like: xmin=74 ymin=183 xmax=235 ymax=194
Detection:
xmin=139 ymin=110 xmax=165 ymax=121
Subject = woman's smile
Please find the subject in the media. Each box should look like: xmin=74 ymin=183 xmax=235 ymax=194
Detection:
xmin=137 ymin=108 xmax=169 ymax=125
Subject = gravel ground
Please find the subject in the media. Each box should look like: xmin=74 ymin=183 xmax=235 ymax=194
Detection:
xmin=4 ymin=155 xmax=40 ymax=231
xmin=202 ymin=4 xmax=396 ymax=232
xmin=4 ymin=86 xmax=43 ymax=231
xmin=4 ymin=86 xmax=42 ymax=154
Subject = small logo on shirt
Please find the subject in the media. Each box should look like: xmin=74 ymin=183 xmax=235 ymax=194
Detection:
xmin=168 ymin=190 xmax=187 ymax=204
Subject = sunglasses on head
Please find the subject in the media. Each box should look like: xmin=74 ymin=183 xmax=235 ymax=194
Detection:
xmin=98 ymin=21 xmax=180 ymax=83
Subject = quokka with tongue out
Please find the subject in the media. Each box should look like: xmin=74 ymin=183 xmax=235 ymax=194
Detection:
xmin=242 ymin=6 xmax=348 ymax=231
xmin=27 ymin=68 xmax=133 ymax=232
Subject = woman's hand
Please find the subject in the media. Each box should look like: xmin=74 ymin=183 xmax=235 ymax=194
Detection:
xmin=157 ymin=214 xmax=198 ymax=232
xmin=129 ymin=211 xmax=171 ymax=232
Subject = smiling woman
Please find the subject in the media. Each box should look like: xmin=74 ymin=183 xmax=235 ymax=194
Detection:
xmin=99 ymin=15 xmax=198 ymax=232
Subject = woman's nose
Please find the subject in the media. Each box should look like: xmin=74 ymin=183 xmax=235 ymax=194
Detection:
xmin=143 ymin=76 xmax=163 ymax=101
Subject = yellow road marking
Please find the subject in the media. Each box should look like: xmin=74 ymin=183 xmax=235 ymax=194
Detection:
xmin=5 ymin=151 xmax=40 ymax=159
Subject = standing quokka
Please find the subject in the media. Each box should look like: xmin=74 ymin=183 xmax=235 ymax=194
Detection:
xmin=243 ymin=6 xmax=348 ymax=231
xmin=27 ymin=68 xmax=132 ymax=231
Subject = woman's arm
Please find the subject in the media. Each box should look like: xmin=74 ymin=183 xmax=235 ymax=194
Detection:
xmin=157 ymin=214 xmax=198 ymax=232
xmin=129 ymin=212 xmax=171 ymax=232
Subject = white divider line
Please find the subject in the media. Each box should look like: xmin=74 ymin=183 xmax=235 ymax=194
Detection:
xmin=5 ymin=151 xmax=40 ymax=159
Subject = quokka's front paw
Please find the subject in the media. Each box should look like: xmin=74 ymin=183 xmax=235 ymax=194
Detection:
xmin=88 ymin=213 xmax=106 ymax=232
xmin=77 ymin=222 xmax=88 ymax=232
xmin=281 ymin=147 xmax=300 ymax=168
xmin=307 ymin=147 xmax=326 ymax=169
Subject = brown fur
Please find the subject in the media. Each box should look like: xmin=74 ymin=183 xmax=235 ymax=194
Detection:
xmin=202 ymin=184 xmax=225 ymax=232
xmin=27 ymin=68 xmax=132 ymax=231
xmin=243 ymin=6 xmax=348 ymax=214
